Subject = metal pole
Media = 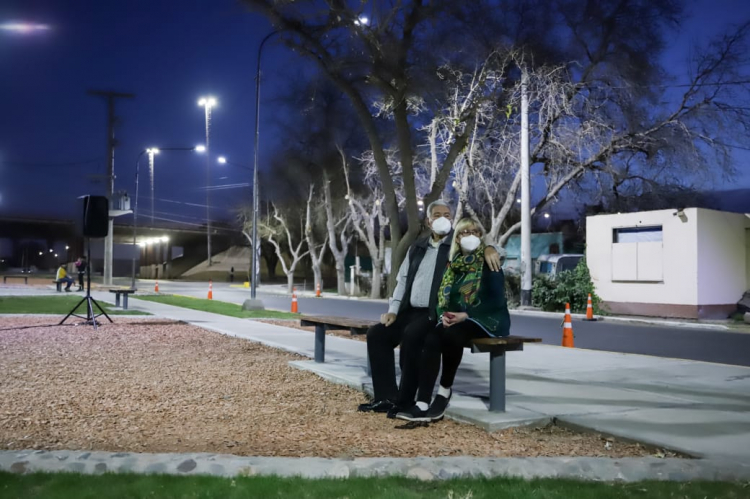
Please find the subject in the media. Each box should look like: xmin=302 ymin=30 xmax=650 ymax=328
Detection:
xmin=149 ymin=151 xmax=156 ymax=225
xmin=251 ymin=30 xmax=279 ymax=300
xmin=131 ymin=150 xmax=146 ymax=289
xmin=87 ymin=90 xmax=134 ymax=287
xmin=205 ymin=105 xmax=213 ymax=267
xmin=520 ymin=70 xmax=532 ymax=306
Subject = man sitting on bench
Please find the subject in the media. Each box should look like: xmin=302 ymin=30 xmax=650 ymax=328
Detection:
xmin=395 ymin=217 xmax=511 ymax=423
xmin=56 ymin=264 xmax=75 ymax=292
xmin=358 ymin=201 xmax=502 ymax=418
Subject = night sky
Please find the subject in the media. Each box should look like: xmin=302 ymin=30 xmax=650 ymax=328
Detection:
xmin=1 ymin=0 xmax=749 ymax=225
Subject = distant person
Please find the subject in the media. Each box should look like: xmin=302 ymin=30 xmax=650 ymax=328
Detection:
xmin=74 ymin=256 xmax=87 ymax=291
xmin=358 ymin=201 xmax=502 ymax=418
xmin=230 ymin=266 xmax=235 ymax=283
xmin=56 ymin=264 xmax=75 ymax=292
xmin=395 ymin=217 xmax=511 ymax=422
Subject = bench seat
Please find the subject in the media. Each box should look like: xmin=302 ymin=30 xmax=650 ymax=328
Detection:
xmin=299 ymin=315 xmax=542 ymax=412
xmin=108 ymin=289 xmax=136 ymax=309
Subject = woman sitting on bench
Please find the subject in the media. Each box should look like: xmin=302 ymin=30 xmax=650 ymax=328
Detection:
xmin=396 ymin=217 xmax=511 ymax=422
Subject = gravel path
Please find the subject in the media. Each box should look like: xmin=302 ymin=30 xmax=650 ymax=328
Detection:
xmin=0 ymin=317 xmax=672 ymax=459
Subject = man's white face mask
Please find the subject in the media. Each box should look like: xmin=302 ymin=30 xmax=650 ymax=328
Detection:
xmin=430 ymin=216 xmax=452 ymax=236
xmin=459 ymin=235 xmax=481 ymax=252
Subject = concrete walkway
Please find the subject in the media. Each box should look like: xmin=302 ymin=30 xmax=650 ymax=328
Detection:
xmin=3 ymin=288 xmax=750 ymax=480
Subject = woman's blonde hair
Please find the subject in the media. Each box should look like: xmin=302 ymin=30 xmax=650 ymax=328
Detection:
xmin=449 ymin=217 xmax=485 ymax=260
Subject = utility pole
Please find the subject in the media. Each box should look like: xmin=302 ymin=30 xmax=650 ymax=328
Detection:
xmin=520 ymin=71 xmax=532 ymax=307
xmin=88 ymin=90 xmax=135 ymax=286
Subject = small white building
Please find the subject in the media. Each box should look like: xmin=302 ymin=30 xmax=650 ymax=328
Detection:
xmin=586 ymin=208 xmax=750 ymax=319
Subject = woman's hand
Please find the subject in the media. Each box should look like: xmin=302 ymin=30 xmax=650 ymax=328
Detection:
xmin=443 ymin=311 xmax=469 ymax=327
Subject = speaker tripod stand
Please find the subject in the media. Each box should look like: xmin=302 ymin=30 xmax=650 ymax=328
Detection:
xmin=59 ymin=238 xmax=113 ymax=330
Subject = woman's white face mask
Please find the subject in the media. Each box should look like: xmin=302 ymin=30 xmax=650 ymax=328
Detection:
xmin=430 ymin=216 xmax=452 ymax=236
xmin=459 ymin=235 xmax=481 ymax=252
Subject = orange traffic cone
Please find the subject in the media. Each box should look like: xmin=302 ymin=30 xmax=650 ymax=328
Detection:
xmin=583 ymin=293 xmax=597 ymax=321
xmin=291 ymin=287 xmax=299 ymax=313
xmin=207 ymin=279 xmax=213 ymax=300
xmin=154 ymin=280 xmax=159 ymax=293
xmin=562 ymin=303 xmax=575 ymax=348
xmin=316 ymin=282 xmax=321 ymax=298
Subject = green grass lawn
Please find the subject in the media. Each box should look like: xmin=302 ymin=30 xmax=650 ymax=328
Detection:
xmin=133 ymin=294 xmax=299 ymax=319
xmin=0 ymin=296 xmax=148 ymax=316
xmin=0 ymin=472 xmax=747 ymax=499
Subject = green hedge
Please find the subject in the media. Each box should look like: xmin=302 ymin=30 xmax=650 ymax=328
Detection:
xmin=531 ymin=258 xmax=601 ymax=313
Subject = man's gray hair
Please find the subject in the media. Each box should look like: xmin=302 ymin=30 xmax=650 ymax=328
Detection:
xmin=426 ymin=199 xmax=452 ymax=219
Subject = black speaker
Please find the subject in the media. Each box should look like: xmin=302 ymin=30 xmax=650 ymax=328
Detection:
xmin=82 ymin=195 xmax=109 ymax=237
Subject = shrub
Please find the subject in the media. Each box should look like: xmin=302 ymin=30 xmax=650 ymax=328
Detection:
xmin=503 ymin=271 xmax=521 ymax=309
xmin=531 ymin=258 xmax=601 ymax=313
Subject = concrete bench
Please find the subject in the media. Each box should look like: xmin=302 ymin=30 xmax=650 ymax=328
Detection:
xmin=109 ymin=289 xmax=136 ymax=309
xmin=299 ymin=315 xmax=542 ymax=412
xmin=3 ymin=275 xmax=28 ymax=285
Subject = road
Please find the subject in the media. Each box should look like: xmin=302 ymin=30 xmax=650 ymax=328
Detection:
xmin=125 ymin=279 xmax=750 ymax=368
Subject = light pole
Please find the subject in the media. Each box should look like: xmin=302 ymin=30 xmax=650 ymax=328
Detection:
xmin=198 ymin=96 xmax=217 ymax=267
xmin=250 ymin=31 xmax=282 ymax=302
xmin=147 ymin=148 xmax=159 ymax=224
xmin=130 ymin=145 xmax=205 ymax=289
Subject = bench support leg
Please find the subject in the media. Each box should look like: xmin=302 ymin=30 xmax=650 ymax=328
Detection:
xmin=122 ymin=294 xmax=128 ymax=310
xmin=114 ymin=293 xmax=121 ymax=307
xmin=56 ymin=282 xmax=62 ymax=292
xmin=314 ymin=324 xmax=325 ymax=363
xmin=489 ymin=351 xmax=506 ymax=412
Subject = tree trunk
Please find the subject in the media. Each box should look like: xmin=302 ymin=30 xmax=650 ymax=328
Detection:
xmin=312 ymin=267 xmax=322 ymax=294
xmin=287 ymin=272 xmax=294 ymax=294
xmin=370 ymin=259 xmax=383 ymax=299
xmin=335 ymin=261 xmax=346 ymax=295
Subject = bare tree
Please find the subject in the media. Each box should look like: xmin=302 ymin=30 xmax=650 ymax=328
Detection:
xmin=304 ymin=184 xmax=329 ymax=294
xmin=243 ymin=0 xmax=491 ymax=291
xmin=342 ymin=147 xmax=389 ymax=298
xmin=260 ymin=204 xmax=310 ymax=293
xmin=322 ymin=174 xmax=352 ymax=294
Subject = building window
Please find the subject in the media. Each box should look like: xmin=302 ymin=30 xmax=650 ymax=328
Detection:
xmin=612 ymin=226 xmax=664 ymax=282
xmin=613 ymin=226 xmax=663 ymax=243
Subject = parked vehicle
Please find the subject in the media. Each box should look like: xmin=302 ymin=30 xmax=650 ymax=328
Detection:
xmin=534 ymin=254 xmax=584 ymax=279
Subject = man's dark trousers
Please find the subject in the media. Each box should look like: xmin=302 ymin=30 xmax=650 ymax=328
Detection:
xmin=366 ymin=307 xmax=433 ymax=404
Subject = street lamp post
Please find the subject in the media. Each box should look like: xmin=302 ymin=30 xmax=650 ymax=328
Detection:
xmin=250 ymin=31 xmax=282 ymax=302
xmin=147 ymin=148 xmax=159 ymax=224
xmin=130 ymin=146 xmax=205 ymax=289
xmin=198 ymin=97 xmax=217 ymax=267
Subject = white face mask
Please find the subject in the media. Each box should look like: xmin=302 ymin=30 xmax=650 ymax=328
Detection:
xmin=430 ymin=216 xmax=452 ymax=236
xmin=459 ymin=235 xmax=481 ymax=252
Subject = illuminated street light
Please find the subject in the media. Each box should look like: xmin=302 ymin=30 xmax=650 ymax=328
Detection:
xmin=131 ymin=145 xmax=207 ymax=289
xmin=49 ymin=249 xmax=53 ymax=253
xmin=0 ymin=22 xmax=50 ymax=33
xmin=217 ymin=156 xmax=227 ymax=164
xmin=38 ymin=251 xmax=43 ymax=256
xmin=354 ymin=15 xmax=369 ymax=26
xmin=198 ymin=96 xmax=217 ymax=266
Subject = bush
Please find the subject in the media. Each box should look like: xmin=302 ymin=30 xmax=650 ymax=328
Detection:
xmin=503 ymin=271 xmax=521 ymax=309
xmin=531 ymin=258 xmax=601 ymax=313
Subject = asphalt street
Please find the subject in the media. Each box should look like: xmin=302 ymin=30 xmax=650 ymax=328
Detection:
xmin=125 ymin=279 xmax=750 ymax=368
